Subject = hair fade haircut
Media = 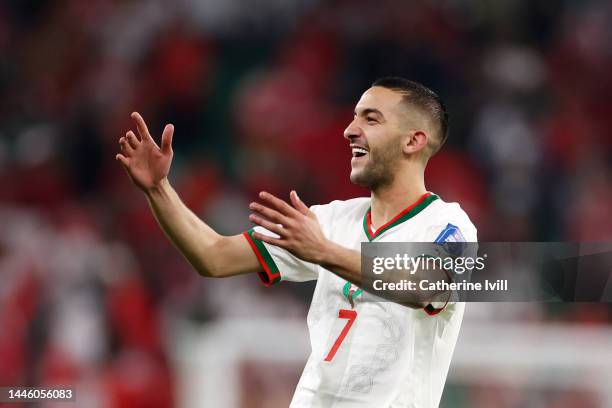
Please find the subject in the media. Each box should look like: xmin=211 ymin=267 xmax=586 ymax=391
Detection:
xmin=372 ymin=77 xmax=449 ymax=155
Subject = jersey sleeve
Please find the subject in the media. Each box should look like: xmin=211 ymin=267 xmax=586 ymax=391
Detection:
xmin=421 ymin=206 xmax=478 ymax=315
xmin=424 ymin=209 xmax=478 ymax=274
xmin=242 ymin=204 xmax=330 ymax=286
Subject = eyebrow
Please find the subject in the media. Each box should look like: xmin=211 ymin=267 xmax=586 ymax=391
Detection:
xmin=354 ymin=108 xmax=384 ymax=118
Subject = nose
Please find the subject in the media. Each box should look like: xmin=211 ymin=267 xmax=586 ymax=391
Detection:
xmin=343 ymin=118 xmax=362 ymax=141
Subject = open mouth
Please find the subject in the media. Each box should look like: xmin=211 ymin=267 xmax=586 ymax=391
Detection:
xmin=351 ymin=146 xmax=369 ymax=158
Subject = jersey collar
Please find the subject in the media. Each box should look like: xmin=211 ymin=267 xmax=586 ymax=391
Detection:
xmin=362 ymin=192 xmax=439 ymax=241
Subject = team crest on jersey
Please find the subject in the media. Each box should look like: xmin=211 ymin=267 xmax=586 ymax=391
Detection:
xmin=434 ymin=223 xmax=466 ymax=257
xmin=343 ymin=282 xmax=362 ymax=308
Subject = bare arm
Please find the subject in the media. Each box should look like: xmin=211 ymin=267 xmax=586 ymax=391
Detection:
xmin=116 ymin=112 xmax=259 ymax=278
xmin=145 ymin=178 xmax=260 ymax=277
xmin=318 ymin=242 xmax=450 ymax=308
xmin=249 ymin=191 xmax=449 ymax=308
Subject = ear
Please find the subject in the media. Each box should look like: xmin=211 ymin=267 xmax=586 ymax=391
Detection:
xmin=403 ymin=130 xmax=428 ymax=155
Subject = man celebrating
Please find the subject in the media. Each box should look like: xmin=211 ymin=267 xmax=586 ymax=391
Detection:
xmin=116 ymin=77 xmax=477 ymax=407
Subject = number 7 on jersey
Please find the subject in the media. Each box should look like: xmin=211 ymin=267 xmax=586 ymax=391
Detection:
xmin=324 ymin=309 xmax=357 ymax=362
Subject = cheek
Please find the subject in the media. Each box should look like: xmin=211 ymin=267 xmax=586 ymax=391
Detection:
xmin=372 ymin=132 xmax=402 ymax=155
xmin=363 ymin=127 xmax=386 ymax=148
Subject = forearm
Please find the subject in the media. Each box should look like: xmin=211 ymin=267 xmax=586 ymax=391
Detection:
xmin=145 ymin=178 xmax=227 ymax=277
xmin=319 ymin=242 xmax=447 ymax=308
xmin=245 ymin=190 xmax=448 ymax=307
xmin=116 ymin=113 xmax=259 ymax=277
xmin=319 ymin=243 xmax=362 ymax=287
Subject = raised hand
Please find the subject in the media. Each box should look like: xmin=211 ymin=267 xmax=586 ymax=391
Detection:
xmin=249 ymin=191 xmax=330 ymax=264
xmin=116 ymin=112 xmax=174 ymax=193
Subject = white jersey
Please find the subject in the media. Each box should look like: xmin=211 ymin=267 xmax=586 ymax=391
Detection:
xmin=243 ymin=192 xmax=477 ymax=408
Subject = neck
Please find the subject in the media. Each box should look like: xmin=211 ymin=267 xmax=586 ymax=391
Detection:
xmin=370 ymin=165 xmax=427 ymax=230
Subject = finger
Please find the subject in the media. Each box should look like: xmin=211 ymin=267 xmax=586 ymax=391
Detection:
xmin=249 ymin=214 xmax=286 ymax=237
xmin=115 ymin=153 xmax=129 ymax=167
xmin=249 ymin=202 xmax=290 ymax=225
xmin=126 ymin=131 xmax=140 ymax=149
xmin=252 ymin=231 xmax=287 ymax=249
xmin=290 ymin=190 xmax=310 ymax=215
xmin=119 ymin=137 xmax=133 ymax=156
xmin=259 ymin=191 xmax=300 ymax=217
xmin=131 ymin=112 xmax=155 ymax=144
xmin=161 ymin=124 xmax=174 ymax=154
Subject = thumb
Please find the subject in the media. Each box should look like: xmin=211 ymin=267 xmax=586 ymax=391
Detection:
xmin=290 ymin=190 xmax=310 ymax=215
xmin=161 ymin=124 xmax=174 ymax=154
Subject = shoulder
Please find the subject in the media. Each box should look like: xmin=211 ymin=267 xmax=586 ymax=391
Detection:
xmin=426 ymin=196 xmax=478 ymax=242
xmin=429 ymin=198 xmax=474 ymax=227
xmin=310 ymin=197 xmax=370 ymax=224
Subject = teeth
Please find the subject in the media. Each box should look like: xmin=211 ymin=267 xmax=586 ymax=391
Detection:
xmin=352 ymin=147 xmax=368 ymax=155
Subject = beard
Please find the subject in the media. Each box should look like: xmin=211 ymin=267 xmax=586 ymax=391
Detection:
xmin=350 ymin=139 xmax=402 ymax=190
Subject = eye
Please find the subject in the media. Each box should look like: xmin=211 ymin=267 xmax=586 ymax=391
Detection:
xmin=366 ymin=116 xmax=378 ymax=123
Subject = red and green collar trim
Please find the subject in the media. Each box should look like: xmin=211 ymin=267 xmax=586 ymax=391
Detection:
xmin=363 ymin=192 xmax=439 ymax=241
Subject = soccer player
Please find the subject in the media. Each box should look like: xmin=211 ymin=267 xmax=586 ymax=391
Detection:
xmin=116 ymin=77 xmax=477 ymax=408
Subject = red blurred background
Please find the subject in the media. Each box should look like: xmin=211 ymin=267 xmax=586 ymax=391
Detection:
xmin=0 ymin=0 xmax=611 ymax=407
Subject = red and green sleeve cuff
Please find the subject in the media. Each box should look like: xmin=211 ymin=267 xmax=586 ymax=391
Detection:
xmin=423 ymin=299 xmax=449 ymax=316
xmin=243 ymin=229 xmax=282 ymax=287
xmin=423 ymin=263 xmax=452 ymax=316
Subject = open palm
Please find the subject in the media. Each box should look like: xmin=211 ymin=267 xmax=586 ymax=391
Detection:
xmin=116 ymin=112 xmax=174 ymax=192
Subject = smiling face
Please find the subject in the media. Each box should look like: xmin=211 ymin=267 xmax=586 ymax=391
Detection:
xmin=344 ymin=86 xmax=426 ymax=190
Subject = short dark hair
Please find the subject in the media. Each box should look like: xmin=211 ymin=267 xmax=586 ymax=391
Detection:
xmin=372 ymin=76 xmax=448 ymax=155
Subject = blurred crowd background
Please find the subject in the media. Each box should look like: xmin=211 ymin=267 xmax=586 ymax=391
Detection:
xmin=1 ymin=0 xmax=611 ymax=407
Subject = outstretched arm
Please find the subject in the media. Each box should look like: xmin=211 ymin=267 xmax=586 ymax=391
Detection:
xmin=249 ymin=191 xmax=449 ymax=308
xmin=116 ymin=112 xmax=260 ymax=278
